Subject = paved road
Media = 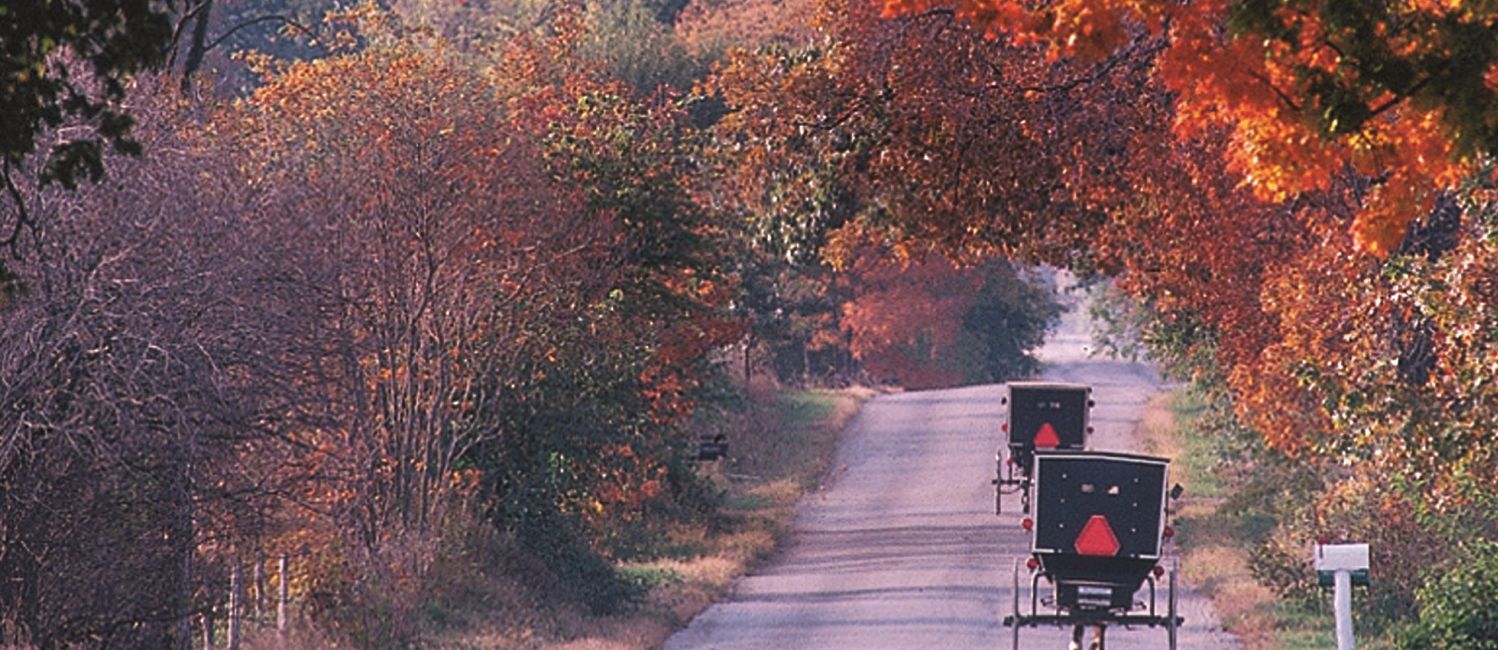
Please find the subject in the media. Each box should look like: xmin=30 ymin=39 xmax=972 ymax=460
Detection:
xmin=666 ymin=285 xmax=1239 ymax=649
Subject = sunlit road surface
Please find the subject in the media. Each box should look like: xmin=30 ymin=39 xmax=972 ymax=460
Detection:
xmin=664 ymin=283 xmax=1239 ymax=650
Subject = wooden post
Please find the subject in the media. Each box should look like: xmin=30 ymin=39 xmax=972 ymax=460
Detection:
xmin=254 ymin=550 xmax=266 ymax=618
xmin=277 ymin=553 xmax=289 ymax=637
xmin=177 ymin=544 xmax=194 ymax=650
xmin=743 ymin=338 xmax=752 ymax=384
xmin=202 ymin=609 xmax=214 ymax=650
xmin=228 ymin=563 xmax=241 ymax=650
xmin=1333 ymin=569 xmax=1355 ymax=650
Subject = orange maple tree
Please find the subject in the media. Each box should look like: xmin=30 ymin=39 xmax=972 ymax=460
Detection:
xmin=840 ymin=249 xmax=987 ymax=389
xmin=876 ymin=0 xmax=1496 ymax=257
xmin=707 ymin=0 xmax=1489 ymax=458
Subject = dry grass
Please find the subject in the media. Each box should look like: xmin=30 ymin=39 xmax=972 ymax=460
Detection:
xmin=1140 ymin=391 xmax=1325 ymax=650
xmin=3 ymin=386 xmax=873 ymax=650
xmin=414 ymin=385 xmax=873 ymax=649
xmin=529 ymin=385 xmax=877 ymax=650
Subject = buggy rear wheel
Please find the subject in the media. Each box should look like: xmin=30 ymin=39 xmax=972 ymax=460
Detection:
xmin=994 ymin=451 xmax=1004 ymax=514
xmin=1167 ymin=560 xmax=1179 ymax=650
xmin=1011 ymin=558 xmax=1022 ymax=650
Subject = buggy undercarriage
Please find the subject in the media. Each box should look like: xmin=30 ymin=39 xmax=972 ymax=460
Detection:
xmin=1002 ymin=558 xmax=1183 ymax=649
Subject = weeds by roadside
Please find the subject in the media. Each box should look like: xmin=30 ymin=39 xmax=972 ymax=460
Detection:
xmin=1141 ymin=390 xmax=1396 ymax=650
xmin=415 ymin=385 xmax=873 ymax=650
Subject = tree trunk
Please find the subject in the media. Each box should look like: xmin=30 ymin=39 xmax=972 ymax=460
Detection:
xmin=227 ymin=563 xmax=241 ymax=650
xmin=179 ymin=0 xmax=215 ymax=93
xmin=253 ymin=551 xmax=265 ymax=618
xmin=202 ymin=609 xmax=214 ymax=650
xmin=802 ymin=342 xmax=810 ymax=386
xmin=278 ymin=554 xmax=289 ymax=639
xmin=174 ymin=447 xmax=196 ymax=650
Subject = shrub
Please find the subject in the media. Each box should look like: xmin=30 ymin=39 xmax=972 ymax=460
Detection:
xmin=303 ymin=508 xmax=546 ymax=648
xmin=1396 ymin=539 xmax=1498 ymax=649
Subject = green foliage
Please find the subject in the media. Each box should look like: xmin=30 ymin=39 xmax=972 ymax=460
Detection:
xmin=548 ymin=90 xmax=717 ymax=285
xmin=0 ymin=0 xmax=170 ymax=191
xmin=579 ymin=0 xmax=707 ymax=92
xmin=480 ymin=319 xmax=656 ymax=613
xmin=476 ymin=303 xmax=721 ymax=610
xmin=475 ymin=78 xmax=738 ymax=614
xmin=1085 ymin=280 xmax=1151 ymax=363
xmin=738 ymin=254 xmax=853 ymax=384
xmin=1397 ymin=540 xmax=1498 ymax=649
xmin=1087 ymin=281 xmax=1226 ymax=386
xmin=959 ymin=265 xmax=1063 ymax=382
xmin=1227 ymin=0 xmax=1498 ymax=154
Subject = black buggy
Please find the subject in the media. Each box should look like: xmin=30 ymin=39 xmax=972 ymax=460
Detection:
xmin=994 ymin=382 xmax=1093 ymax=514
xmin=1003 ymin=450 xmax=1184 ymax=650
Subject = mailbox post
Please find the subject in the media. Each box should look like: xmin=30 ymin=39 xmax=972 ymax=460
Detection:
xmin=1315 ymin=543 xmax=1370 ymax=650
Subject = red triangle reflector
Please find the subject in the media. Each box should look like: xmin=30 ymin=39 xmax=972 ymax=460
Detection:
xmin=1074 ymin=515 xmax=1121 ymax=556
xmin=1034 ymin=422 xmax=1061 ymax=448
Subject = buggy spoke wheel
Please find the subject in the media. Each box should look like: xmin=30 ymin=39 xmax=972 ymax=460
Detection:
xmin=1167 ymin=560 xmax=1179 ymax=650
xmin=1011 ymin=558 xmax=1022 ymax=650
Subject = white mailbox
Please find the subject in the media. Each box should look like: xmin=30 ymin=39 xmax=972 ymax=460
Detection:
xmin=1316 ymin=542 xmax=1370 ymax=650
xmin=1315 ymin=543 xmax=1370 ymax=586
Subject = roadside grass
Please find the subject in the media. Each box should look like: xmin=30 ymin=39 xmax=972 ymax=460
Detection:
xmin=530 ymin=385 xmax=875 ymax=650
xmin=1140 ymin=389 xmax=1394 ymax=650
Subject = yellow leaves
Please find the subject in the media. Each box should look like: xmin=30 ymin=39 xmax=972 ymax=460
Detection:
xmin=1354 ymin=174 xmax=1436 ymax=258
xmin=1044 ymin=0 xmax=1132 ymax=62
xmin=1340 ymin=107 xmax=1469 ymax=257
xmin=1223 ymin=115 xmax=1342 ymax=202
xmin=1406 ymin=0 xmax=1465 ymax=13
xmin=880 ymin=0 xmax=933 ymax=20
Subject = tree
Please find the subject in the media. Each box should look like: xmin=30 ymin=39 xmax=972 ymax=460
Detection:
xmin=0 ymin=0 xmax=171 ymax=244
xmin=225 ymin=32 xmax=631 ymax=575
xmin=708 ymin=0 xmax=1184 ymax=270
xmin=877 ymin=0 xmax=1498 ymax=256
xmin=0 ymin=80 xmax=319 ymax=649
xmin=839 ymin=245 xmax=1058 ymax=389
xmin=706 ymin=0 xmax=1498 ymax=632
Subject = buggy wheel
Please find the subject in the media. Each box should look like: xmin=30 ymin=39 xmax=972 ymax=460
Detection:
xmin=1167 ymin=560 xmax=1179 ymax=650
xmin=1011 ymin=558 xmax=1022 ymax=650
xmin=994 ymin=452 xmax=1004 ymax=515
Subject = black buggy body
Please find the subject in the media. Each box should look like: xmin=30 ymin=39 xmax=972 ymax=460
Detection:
xmin=994 ymin=382 xmax=1092 ymax=514
xmin=1031 ymin=450 xmax=1168 ymax=611
xmin=1004 ymin=382 xmax=1091 ymax=474
xmin=1003 ymin=449 xmax=1183 ymax=649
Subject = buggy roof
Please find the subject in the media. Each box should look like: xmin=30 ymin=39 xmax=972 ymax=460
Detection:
xmin=1007 ymin=381 xmax=1091 ymax=391
xmin=1033 ymin=449 xmax=1168 ymax=464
